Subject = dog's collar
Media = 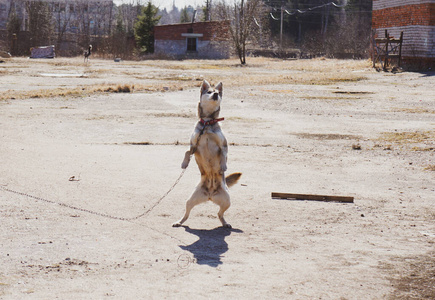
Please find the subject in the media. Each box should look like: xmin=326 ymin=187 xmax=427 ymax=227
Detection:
xmin=200 ymin=117 xmax=224 ymax=126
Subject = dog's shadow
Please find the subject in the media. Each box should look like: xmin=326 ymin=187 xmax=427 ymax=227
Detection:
xmin=179 ymin=226 xmax=243 ymax=268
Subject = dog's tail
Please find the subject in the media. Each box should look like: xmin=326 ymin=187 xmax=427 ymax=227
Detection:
xmin=226 ymin=172 xmax=242 ymax=188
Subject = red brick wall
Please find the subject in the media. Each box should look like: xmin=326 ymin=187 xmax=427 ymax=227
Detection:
xmin=154 ymin=21 xmax=230 ymax=41
xmin=372 ymin=1 xmax=435 ymax=66
xmin=372 ymin=3 xmax=435 ymax=28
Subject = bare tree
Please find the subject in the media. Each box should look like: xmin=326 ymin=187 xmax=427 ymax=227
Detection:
xmin=90 ymin=1 xmax=113 ymax=37
xmin=53 ymin=1 xmax=73 ymax=54
xmin=74 ymin=1 xmax=91 ymax=48
xmin=216 ymin=0 xmax=266 ymax=64
xmin=203 ymin=0 xmax=211 ymax=21
xmin=6 ymin=5 xmax=21 ymax=54
xmin=118 ymin=1 xmax=143 ymax=35
xmin=26 ymin=1 xmax=53 ymax=47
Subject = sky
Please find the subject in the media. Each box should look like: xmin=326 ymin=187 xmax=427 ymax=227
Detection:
xmin=113 ymin=0 xmax=202 ymax=10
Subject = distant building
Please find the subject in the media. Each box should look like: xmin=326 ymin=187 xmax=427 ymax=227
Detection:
xmin=154 ymin=21 xmax=232 ymax=59
xmin=0 ymin=0 xmax=9 ymax=30
xmin=0 ymin=0 xmax=113 ymax=55
xmin=0 ymin=0 xmax=113 ymax=34
xmin=372 ymin=0 xmax=435 ymax=68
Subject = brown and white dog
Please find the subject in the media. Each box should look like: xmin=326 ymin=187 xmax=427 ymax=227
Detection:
xmin=173 ymin=80 xmax=241 ymax=228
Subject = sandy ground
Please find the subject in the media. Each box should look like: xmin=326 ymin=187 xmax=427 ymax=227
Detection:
xmin=0 ymin=57 xmax=434 ymax=299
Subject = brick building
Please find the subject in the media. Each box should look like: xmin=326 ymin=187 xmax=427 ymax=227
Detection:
xmin=372 ymin=0 xmax=435 ymax=68
xmin=154 ymin=21 xmax=232 ymax=59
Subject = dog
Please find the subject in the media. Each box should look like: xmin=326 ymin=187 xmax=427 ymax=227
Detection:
xmin=84 ymin=45 xmax=92 ymax=62
xmin=173 ymin=80 xmax=241 ymax=228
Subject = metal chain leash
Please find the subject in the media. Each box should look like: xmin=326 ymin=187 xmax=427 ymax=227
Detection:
xmin=0 ymin=119 xmax=218 ymax=223
xmin=0 ymin=168 xmax=186 ymax=222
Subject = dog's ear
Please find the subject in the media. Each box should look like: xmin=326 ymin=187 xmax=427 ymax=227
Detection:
xmin=215 ymin=82 xmax=223 ymax=97
xmin=201 ymin=80 xmax=211 ymax=95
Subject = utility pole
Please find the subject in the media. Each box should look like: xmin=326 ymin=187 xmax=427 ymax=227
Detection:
xmin=280 ymin=2 xmax=283 ymax=50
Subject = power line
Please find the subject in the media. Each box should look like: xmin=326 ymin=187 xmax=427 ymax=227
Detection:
xmin=269 ymin=1 xmax=346 ymax=20
xmin=269 ymin=1 xmax=350 ymax=49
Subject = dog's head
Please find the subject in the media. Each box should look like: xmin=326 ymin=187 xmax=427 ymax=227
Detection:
xmin=198 ymin=80 xmax=223 ymax=119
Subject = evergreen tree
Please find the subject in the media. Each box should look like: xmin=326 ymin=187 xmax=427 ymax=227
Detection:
xmin=180 ymin=7 xmax=190 ymax=23
xmin=134 ymin=2 xmax=161 ymax=54
xmin=180 ymin=6 xmax=196 ymax=23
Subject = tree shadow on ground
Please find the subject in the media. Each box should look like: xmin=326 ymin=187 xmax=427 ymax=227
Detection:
xmin=179 ymin=226 xmax=243 ymax=268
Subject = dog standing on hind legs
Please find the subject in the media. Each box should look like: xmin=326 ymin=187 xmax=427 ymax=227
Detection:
xmin=173 ymin=80 xmax=241 ymax=228
xmin=84 ymin=45 xmax=92 ymax=63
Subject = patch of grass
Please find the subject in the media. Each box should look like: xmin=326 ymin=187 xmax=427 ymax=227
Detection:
xmin=327 ymin=76 xmax=367 ymax=83
xmin=333 ymin=91 xmax=374 ymax=95
xmin=379 ymin=131 xmax=434 ymax=145
xmin=0 ymin=57 xmax=372 ymax=101
xmin=411 ymin=147 xmax=434 ymax=152
xmin=302 ymin=96 xmax=357 ymax=101
xmin=124 ymin=142 xmax=152 ymax=145
xmin=375 ymin=131 xmax=435 ymax=152
xmin=238 ymin=73 xmax=367 ymax=87
xmin=104 ymin=84 xmax=132 ymax=93
xmin=262 ymin=89 xmax=294 ymax=94
xmin=151 ymin=112 xmax=193 ymax=118
xmin=0 ymin=82 xmax=194 ymax=101
xmin=391 ymin=107 xmax=435 ymax=114
xmin=229 ymin=142 xmax=274 ymax=147
xmin=1 ymin=87 xmax=89 ymax=100
xmin=226 ymin=116 xmax=260 ymax=123
xmin=161 ymin=75 xmax=202 ymax=81
xmin=296 ymin=133 xmax=362 ymax=140
xmin=165 ymin=64 xmax=232 ymax=71
xmin=123 ymin=141 xmax=188 ymax=146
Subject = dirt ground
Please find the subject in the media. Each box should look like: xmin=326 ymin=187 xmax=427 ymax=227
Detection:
xmin=0 ymin=57 xmax=434 ymax=299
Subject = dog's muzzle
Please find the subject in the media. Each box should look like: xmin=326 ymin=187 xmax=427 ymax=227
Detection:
xmin=212 ymin=93 xmax=219 ymax=100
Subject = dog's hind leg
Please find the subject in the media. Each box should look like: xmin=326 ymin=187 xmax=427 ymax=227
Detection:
xmin=213 ymin=187 xmax=231 ymax=228
xmin=172 ymin=187 xmax=207 ymax=227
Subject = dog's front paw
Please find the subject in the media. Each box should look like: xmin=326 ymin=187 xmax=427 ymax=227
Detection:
xmin=181 ymin=161 xmax=189 ymax=169
xmin=220 ymin=159 xmax=227 ymax=173
xmin=181 ymin=150 xmax=191 ymax=169
xmin=172 ymin=222 xmax=182 ymax=227
xmin=220 ymin=165 xmax=227 ymax=174
xmin=222 ymin=223 xmax=232 ymax=229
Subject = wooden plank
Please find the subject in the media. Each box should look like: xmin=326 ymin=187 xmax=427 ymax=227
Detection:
xmin=374 ymin=38 xmax=388 ymax=43
xmin=398 ymin=32 xmax=404 ymax=67
xmin=376 ymin=38 xmax=402 ymax=43
xmin=271 ymin=192 xmax=354 ymax=203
